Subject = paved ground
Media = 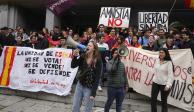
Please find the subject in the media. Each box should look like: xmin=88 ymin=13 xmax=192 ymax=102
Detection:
xmin=0 ymin=94 xmax=138 ymax=112
xmin=0 ymin=84 xmax=192 ymax=112
xmin=0 ymin=93 xmax=191 ymax=112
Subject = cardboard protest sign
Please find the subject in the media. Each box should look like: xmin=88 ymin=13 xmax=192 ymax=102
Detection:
xmin=99 ymin=7 xmax=131 ymax=28
xmin=138 ymin=12 xmax=168 ymax=32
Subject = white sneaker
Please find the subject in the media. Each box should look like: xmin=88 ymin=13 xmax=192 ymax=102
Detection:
xmin=98 ymin=86 xmax=103 ymax=91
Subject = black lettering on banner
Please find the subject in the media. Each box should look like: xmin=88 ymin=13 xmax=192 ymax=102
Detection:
xmin=115 ymin=7 xmax=120 ymax=18
xmin=32 ymin=57 xmax=39 ymax=62
xmin=152 ymin=13 xmax=157 ymax=23
xmin=148 ymin=13 xmax=153 ymax=23
xmin=60 ymin=71 xmax=71 ymax=77
xmin=145 ymin=13 xmax=149 ymax=23
xmin=25 ymin=57 xmax=31 ymax=62
xmin=184 ymin=84 xmax=193 ymax=104
xmin=100 ymin=7 xmax=107 ymax=18
xmin=24 ymin=63 xmax=31 ymax=68
xmin=123 ymin=8 xmax=130 ymax=20
xmin=66 ymin=71 xmax=71 ymax=77
xmin=139 ymin=12 xmax=168 ymax=32
xmin=33 ymin=52 xmax=38 ymax=55
xmin=39 ymin=69 xmax=45 ymax=74
xmin=157 ymin=24 xmax=167 ymax=32
xmin=31 ymin=51 xmax=34 ymax=55
xmin=170 ymin=80 xmax=186 ymax=100
xmin=157 ymin=13 xmax=163 ymax=23
xmin=145 ymin=24 xmax=150 ymax=30
xmin=44 ymin=64 xmax=62 ymax=69
xmin=46 ymin=51 xmax=53 ymax=56
xmin=139 ymin=24 xmax=145 ymax=30
xmin=28 ymin=69 xmax=36 ymax=74
xmin=151 ymin=23 xmax=157 ymax=28
xmin=100 ymin=7 xmax=130 ymax=20
xmin=44 ymin=58 xmax=60 ymax=63
xmin=170 ymin=80 xmax=193 ymax=104
xmin=139 ymin=13 xmax=144 ymax=23
xmin=59 ymin=70 xmax=63 ymax=75
xmin=162 ymin=13 xmax=168 ymax=23
xmin=55 ymin=70 xmax=58 ymax=75
xmin=17 ymin=51 xmax=44 ymax=56
xmin=116 ymin=8 xmax=122 ymax=18
xmin=44 ymin=58 xmax=51 ymax=63
xmin=17 ymin=51 xmax=23 ymax=56
xmin=46 ymin=69 xmax=54 ymax=75
xmin=39 ymin=69 xmax=71 ymax=77
xmin=25 ymin=51 xmax=30 ymax=56
xmin=107 ymin=8 xmax=112 ymax=18
xmin=170 ymin=81 xmax=175 ymax=97
xmin=32 ymin=63 xmax=38 ymax=68
xmin=44 ymin=64 xmax=49 ymax=68
xmin=24 ymin=57 xmax=40 ymax=74
xmin=163 ymin=24 xmax=168 ymax=31
xmin=114 ymin=7 xmax=119 ymax=18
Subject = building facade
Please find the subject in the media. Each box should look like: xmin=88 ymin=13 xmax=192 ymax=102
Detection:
xmin=0 ymin=0 xmax=193 ymax=31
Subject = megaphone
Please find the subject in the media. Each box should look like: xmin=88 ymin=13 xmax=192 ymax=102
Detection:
xmin=66 ymin=36 xmax=86 ymax=51
xmin=118 ymin=45 xmax=129 ymax=57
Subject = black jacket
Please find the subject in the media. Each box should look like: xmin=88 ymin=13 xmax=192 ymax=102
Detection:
xmin=71 ymin=55 xmax=102 ymax=97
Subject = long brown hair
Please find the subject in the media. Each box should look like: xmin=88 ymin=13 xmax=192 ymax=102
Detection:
xmin=84 ymin=41 xmax=101 ymax=68
xmin=159 ymin=48 xmax=174 ymax=72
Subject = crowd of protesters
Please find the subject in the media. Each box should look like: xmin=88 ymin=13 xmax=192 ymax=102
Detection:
xmin=0 ymin=24 xmax=194 ymax=91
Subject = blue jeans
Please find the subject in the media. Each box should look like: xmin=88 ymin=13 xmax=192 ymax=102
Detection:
xmin=104 ymin=87 xmax=125 ymax=112
xmin=72 ymin=81 xmax=94 ymax=112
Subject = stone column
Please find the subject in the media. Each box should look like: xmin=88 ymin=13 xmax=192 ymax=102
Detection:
xmin=45 ymin=9 xmax=61 ymax=31
xmin=0 ymin=5 xmax=9 ymax=28
xmin=8 ymin=6 xmax=19 ymax=28
xmin=0 ymin=5 xmax=24 ymax=29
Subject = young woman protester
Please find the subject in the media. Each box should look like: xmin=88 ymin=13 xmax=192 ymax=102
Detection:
xmin=71 ymin=41 xmax=102 ymax=112
xmin=104 ymin=48 xmax=128 ymax=112
xmin=151 ymin=48 xmax=174 ymax=112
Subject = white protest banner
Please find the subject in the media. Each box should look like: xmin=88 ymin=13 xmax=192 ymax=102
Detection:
xmin=121 ymin=47 xmax=193 ymax=111
xmin=99 ymin=7 xmax=131 ymax=28
xmin=138 ymin=12 xmax=168 ymax=32
xmin=0 ymin=46 xmax=78 ymax=96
